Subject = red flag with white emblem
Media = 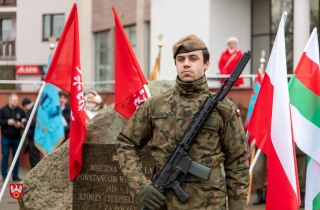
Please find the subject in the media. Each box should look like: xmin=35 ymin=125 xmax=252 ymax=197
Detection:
xmin=44 ymin=3 xmax=87 ymax=181
xmin=112 ymin=7 xmax=149 ymax=119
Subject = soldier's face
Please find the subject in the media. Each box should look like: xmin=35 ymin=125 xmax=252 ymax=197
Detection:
xmin=175 ymin=50 xmax=210 ymax=82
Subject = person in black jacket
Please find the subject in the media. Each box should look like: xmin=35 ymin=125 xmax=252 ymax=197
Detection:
xmin=21 ymin=98 xmax=40 ymax=168
xmin=59 ymin=91 xmax=71 ymax=140
xmin=0 ymin=93 xmax=26 ymax=181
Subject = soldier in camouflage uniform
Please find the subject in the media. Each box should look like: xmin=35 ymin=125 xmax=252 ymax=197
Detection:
xmin=117 ymin=35 xmax=249 ymax=210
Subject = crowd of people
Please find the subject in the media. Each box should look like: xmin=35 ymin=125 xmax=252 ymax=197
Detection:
xmin=0 ymin=90 xmax=105 ymax=182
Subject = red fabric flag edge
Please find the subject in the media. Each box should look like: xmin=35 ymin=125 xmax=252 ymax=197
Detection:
xmin=44 ymin=3 xmax=76 ymax=93
xmin=112 ymin=6 xmax=148 ymax=86
xmin=44 ymin=3 xmax=87 ymax=181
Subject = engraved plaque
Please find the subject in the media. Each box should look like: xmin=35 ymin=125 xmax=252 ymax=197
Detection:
xmin=73 ymin=143 xmax=154 ymax=210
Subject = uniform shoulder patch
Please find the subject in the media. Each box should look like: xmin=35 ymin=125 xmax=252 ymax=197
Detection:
xmin=235 ymin=108 xmax=241 ymax=116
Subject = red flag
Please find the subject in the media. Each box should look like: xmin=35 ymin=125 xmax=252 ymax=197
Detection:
xmin=112 ymin=7 xmax=148 ymax=119
xmin=44 ymin=3 xmax=87 ymax=181
xmin=247 ymin=13 xmax=300 ymax=209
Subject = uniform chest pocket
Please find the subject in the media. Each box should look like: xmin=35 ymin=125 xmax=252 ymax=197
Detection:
xmin=151 ymin=110 xmax=171 ymax=130
xmin=202 ymin=116 xmax=219 ymax=132
xmin=199 ymin=116 xmax=220 ymax=143
xmin=151 ymin=113 xmax=168 ymax=119
xmin=151 ymin=110 xmax=175 ymax=146
xmin=200 ymin=116 xmax=219 ymax=137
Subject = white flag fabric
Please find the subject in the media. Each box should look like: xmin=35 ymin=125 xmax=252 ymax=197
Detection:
xmin=247 ymin=12 xmax=300 ymax=209
xmin=289 ymin=27 xmax=320 ymax=210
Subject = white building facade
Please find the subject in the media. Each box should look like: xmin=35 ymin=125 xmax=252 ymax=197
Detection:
xmin=0 ymin=0 xmax=315 ymax=91
xmin=150 ymin=0 xmax=251 ymax=86
xmin=0 ymin=0 xmax=94 ymax=91
xmin=90 ymin=0 xmax=312 ymax=89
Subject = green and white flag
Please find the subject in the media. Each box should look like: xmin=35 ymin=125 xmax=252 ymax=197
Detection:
xmin=289 ymin=27 xmax=320 ymax=210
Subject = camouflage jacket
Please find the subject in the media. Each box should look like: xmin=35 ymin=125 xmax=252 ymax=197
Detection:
xmin=117 ymin=76 xmax=249 ymax=210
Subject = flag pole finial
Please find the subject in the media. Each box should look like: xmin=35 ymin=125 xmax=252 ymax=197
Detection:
xmin=158 ymin=34 xmax=163 ymax=72
xmin=260 ymin=50 xmax=266 ymax=72
xmin=49 ymin=36 xmax=57 ymax=56
xmin=158 ymin=34 xmax=163 ymax=48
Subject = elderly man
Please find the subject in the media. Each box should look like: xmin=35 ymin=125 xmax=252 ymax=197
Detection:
xmin=117 ymin=35 xmax=249 ymax=209
xmin=218 ymin=37 xmax=244 ymax=86
xmin=0 ymin=93 xmax=26 ymax=181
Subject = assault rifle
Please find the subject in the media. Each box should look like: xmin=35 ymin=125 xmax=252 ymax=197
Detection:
xmin=141 ymin=51 xmax=251 ymax=210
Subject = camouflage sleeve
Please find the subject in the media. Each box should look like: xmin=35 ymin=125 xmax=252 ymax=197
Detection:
xmin=116 ymin=100 xmax=153 ymax=196
xmin=220 ymin=104 xmax=249 ymax=210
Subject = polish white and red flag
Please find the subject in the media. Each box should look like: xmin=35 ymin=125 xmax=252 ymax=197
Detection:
xmin=247 ymin=12 xmax=300 ymax=209
xmin=112 ymin=7 xmax=149 ymax=119
xmin=44 ymin=4 xmax=87 ymax=181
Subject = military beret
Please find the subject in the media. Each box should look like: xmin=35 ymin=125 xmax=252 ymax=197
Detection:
xmin=172 ymin=35 xmax=207 ymax=58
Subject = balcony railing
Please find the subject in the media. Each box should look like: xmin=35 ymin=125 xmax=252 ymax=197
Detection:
xmin=0 ymin=37 xmax=15 ymax=60
xmin=0 ymin=0 xmax=16 ymax=6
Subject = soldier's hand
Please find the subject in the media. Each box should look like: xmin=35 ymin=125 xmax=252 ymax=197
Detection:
xmin=138 ymin=183 xmax=165 ymax=210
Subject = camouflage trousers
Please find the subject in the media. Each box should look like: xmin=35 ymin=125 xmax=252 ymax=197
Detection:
xmin=159 ymin=175 xmax=227 ymax=210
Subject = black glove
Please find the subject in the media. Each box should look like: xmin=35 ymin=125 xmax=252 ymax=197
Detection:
xmin=138 ymin=183 xmax=165 ymax=210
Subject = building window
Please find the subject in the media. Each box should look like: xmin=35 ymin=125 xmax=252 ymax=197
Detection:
xmin=1 ymin=19 xmax=12 ymax=40
xmin=95 ymin=30 xmax=111 ymax=89
xmin=271 ymin=0 xmax=293 ymax=73
xmin=43 ymin=14 xmax=64 ymax=40
xmin=251 ymin=0 xmax=293 ymax=74
xmin=124 ymin=25 xmax=136 ymax=53
xmin=0 ymin=66 xmax=16 ymax=89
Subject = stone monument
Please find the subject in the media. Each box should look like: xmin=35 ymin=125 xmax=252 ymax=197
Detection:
xmin=18 ymin=80 xmax=175 ymax=210
xmin=73 ymin=143 xmax=154 ymax=210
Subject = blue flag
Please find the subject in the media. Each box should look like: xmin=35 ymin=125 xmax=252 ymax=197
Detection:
xmin=34 ymin=56 xmax=65 ymax=154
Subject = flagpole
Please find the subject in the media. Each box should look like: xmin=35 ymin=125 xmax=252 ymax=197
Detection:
xmin=246 ymin=131 xmax=252 ymax=204
xmin=0 ymin=81 xmax=47 ymax=203
xmin=249 ymin=148 xmax=261 ymax=174
xmin=247 ymin=143 xmax=257 ymax=204
xmin=248 ymin=50 xmax=265 ymax=175
xmin=143 ymin=84 xmax=151 ymax=98
xmin=246 ymin=48 xmax=263 ymax=204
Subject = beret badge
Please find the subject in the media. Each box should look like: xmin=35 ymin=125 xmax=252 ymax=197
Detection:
xmin=183 ymin=41 xmax=192 ymax=50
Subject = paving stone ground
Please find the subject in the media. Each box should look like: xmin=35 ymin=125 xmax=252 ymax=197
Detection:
xmin=0 ymin=167 xmax=29 ymax=210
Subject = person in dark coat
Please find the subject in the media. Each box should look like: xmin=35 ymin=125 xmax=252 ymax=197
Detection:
xmin=22 ymin=97 xmax=40 ymax=168
xmin=0 ymin=93 xmax=26 ymax=181
xmin=59 ymin=91 xmax=71 ymax=140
